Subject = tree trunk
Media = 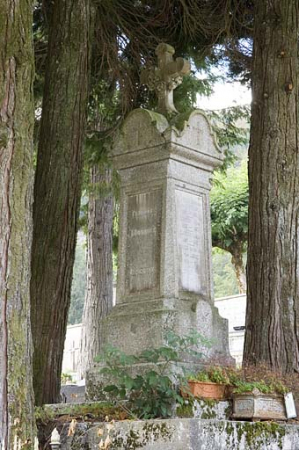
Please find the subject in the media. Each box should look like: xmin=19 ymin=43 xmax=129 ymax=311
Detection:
xmin=0 ymin=0 xmax=36 ymax=447
xmin=30 ymin=0 xmax=90 ymax=405
xmin=80 ymin=165 xmax=114 ymax=378
xmin=230 ymin=248 xmax=246 ymax=294
xmin=244 ymin=0 xmax=299 ymax=373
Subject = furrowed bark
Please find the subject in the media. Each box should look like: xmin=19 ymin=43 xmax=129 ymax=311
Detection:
xmin=244 ymin=0 xmax=299 ymax=373
xmin=31 ymin=0 xmax=90 ymax=405
xmin=0 ymin=0 xmax=36 ymax=447
xmin=80 ymin=165 xmax=114 ymax=378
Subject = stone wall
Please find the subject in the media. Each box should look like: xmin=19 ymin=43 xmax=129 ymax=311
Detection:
xmin=58 ymin=418 xmax=299 ymax=450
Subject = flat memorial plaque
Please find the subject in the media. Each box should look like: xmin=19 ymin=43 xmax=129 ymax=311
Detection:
xmin=176 ymin=190 xmax=206 ymax=294
xmin=125 ymin=189 xmax=162 ymax=295
xmin=257 ymin=397 xmax=286 ymax=418
xmin=285 ymin=392 xmax=297 ymax=419
xmin=234 ymin=398 xmax=255 ymax=414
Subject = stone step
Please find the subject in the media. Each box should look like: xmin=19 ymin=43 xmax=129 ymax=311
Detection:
xmin=45 ymin=398 xmax=232 ymax=421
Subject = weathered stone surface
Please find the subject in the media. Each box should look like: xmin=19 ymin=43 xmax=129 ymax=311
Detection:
xmin=112 ymin=108 xmax=224 ymax=303
xmin=86 ymin=106 xmax=232 ymax=395
xmin=177 ymin=398 xmax=232 ymax=421
xmin=176 ymin=189 xmax=206 ymax=293
xmin=140 ymin=43 xmax=191 ymax=115
xmin=125 ymin=189 xmax=162 ymax=294
xmin=58 ymin=418 xmax=299 ymax=450
xmin=193 ymin=400 xmax=232 ymax=421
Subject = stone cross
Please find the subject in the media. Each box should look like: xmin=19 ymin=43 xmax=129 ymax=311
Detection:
xmin=141 ymin=43 xmax=190 ymax=115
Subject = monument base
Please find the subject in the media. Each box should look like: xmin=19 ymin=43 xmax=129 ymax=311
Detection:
xmin=86 ymin=296 xmax=232 ymax=400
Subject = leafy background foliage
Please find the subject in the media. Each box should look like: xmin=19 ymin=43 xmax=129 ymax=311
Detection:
xmin=211 ymin=160 xmax=248 ymax=252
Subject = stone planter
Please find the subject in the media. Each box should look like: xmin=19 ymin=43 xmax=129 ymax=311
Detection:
xmin=184 ymin=381 xmax=226 ymax=400
xmin=232 ymin=388 xmax=287 ymax=421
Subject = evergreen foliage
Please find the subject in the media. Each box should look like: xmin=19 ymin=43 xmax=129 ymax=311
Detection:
xmin=211 ymin=160 xmax=248 ymax=291
xmin=208 ymin=105 xmax=250 ymax=171
xmin=212 ymin=250 xmax=240 ymax=298
xmin=211 ymin=161 xmax=248 ymax=252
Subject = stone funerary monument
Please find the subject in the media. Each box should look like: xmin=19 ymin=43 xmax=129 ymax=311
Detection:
xmin=87 ymin=44 xmax=231 ymax=391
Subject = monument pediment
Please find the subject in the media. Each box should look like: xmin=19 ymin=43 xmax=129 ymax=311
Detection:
xmin=112 ymin=108 xmax=168 ymax=156
xmin=167 ymin=110 xmax=222 ymax=161
xmin=162 ymin=110 xmax=224 ymax=170
xmin=112 ymin=108 xmax=223 ymax=171
xmin=112 ymin=42 xmax=223 ymax=171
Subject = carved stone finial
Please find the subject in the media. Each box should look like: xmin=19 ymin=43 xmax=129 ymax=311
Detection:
xmin=50 ymin=428 xmax=61 ymax=449
xmin=141 ymin=43 xmax=191 ymax=115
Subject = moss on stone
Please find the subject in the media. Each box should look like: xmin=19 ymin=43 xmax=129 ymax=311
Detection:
xmin=142 ymin=421 xmax=172 ymax=442
xmin=201 ymin=410 xmax=217 ymax=419
xmin=41 ymin=402 xmax=127 ymax=422
xmin=176 ymin=399 xmax=194 ymax=418
xmin=169 ymin=109 xmax=194 ymax=131
xmin=225 ymin=422 xmax=235 ymax=447
xmin=197 ymin=399 xmax=218 ymax=420
xmin=224 ymin=404 xmax=232 ymax=419
xmin=201 ymin=399 xmax=217 ymax=408
xmin=236 ymin=421 xmax=286 ymax=449
xmin=111 ymin=421 xmax=173 ymax=449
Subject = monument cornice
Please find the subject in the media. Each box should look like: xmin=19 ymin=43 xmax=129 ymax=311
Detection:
xmin=111 ymin=108 xmax=224 ymax=172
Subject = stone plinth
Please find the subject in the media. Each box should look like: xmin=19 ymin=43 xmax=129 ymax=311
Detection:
xmin=86 ymin=108 xmax=232 ymax=395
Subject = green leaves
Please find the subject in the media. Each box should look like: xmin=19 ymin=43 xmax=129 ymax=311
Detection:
xmin=207 ymin=105 xmax=250 ymax=172
xmin=97 ymin=329 xmax=209 ymax=419
xmin=211 ymin=160 xmax=248 ymax=253
xmin=165 ymin=329 xmax=211 ymax=357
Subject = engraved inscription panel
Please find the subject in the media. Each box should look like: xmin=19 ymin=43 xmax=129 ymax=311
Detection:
xmin=234 ymin=398 xmax=255 ymax=414
xmin=256 ymin=398 xmax=286 ymax=418
xmin=126 ymin=190 xmax=162 ymax=294
xmin=176 ymin=190 xmax=206 ymax=294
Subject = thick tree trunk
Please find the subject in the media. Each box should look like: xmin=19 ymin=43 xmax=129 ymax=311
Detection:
xmin=244 ymin=0 xmax=299 ymax=373
xmin=80 ymin=165 xmax=114 ymax=378
xmin=30 ymin=0 xmax=90 ymax=405
xmin=0 ymin=0 xmax=36 ymax=447
xmin=230 ymin=248 xmax=246 ymax=294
